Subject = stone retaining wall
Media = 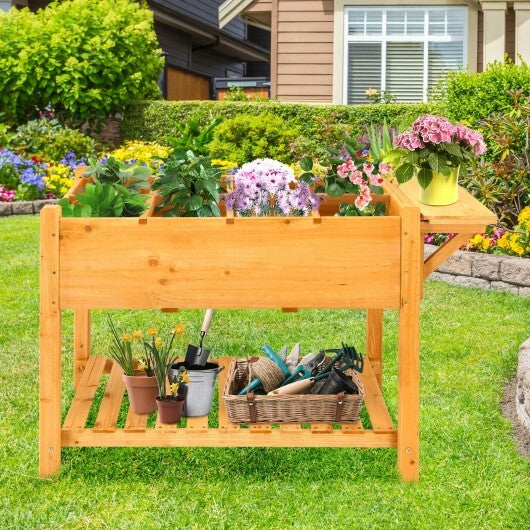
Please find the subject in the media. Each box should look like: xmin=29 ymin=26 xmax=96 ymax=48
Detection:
xmin=425 ymin=244 xmax=530 ymax=297
xmin=0 ymin=199 xmax=58 ymax=217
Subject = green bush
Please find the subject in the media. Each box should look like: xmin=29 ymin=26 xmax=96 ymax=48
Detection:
xmin=8 ymin=118 xmax=97 ymax=159
xmin=122 ymin=100 xmax=437 ymax=160
xmin=0 ymin=0 xmax=163 ymax=126
xmin=208 ymin=113 xmax=300 ymax=164
xmin=440 ymin=60 xmax=530 ymax=124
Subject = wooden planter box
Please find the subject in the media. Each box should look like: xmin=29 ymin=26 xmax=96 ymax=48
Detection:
xmin=40 ymin=172 xmax=496 ymax=481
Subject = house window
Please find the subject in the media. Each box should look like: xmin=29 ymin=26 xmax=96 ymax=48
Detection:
xmin=344 ymin=7 xmax=467 ymax=104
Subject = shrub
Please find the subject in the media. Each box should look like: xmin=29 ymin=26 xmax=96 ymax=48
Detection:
xmin=122 ymin=101 xmax=437 ymax=161
xmin=0 ymin=148 xmax=48 ymax=200
xmin=8 ymin=118 xmax=97 ymax=160
xmin=440 ymin=60 xmax=530 ymax=124
xmin=208 ymin=113 xmax=300 ymax=164
xmin=0 ymin=0 xmax=163 ymax=126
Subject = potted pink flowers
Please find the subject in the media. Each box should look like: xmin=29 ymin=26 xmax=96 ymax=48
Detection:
xmin=389 ymin=114 xmax=486 ymax=205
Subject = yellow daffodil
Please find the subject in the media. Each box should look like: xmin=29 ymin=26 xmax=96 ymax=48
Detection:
xmin=170 ymin=382 xmax=179 ymax=394
xmin=122 ymin=332 xmax=131 ymax=342
xmin=137 ymin=360 xmax=146 ymax=371
xmin=155 ymin=337 xmax=163 ymax=347
xmin=132 ymin=330 xmax=143 ymax=341
xmin=181 ymin=372 xmax=190 ymax=384
xmin=148 ymin=326 xmax=157 ymax=337
xmin=173 ymin=324 xmax=186 ymax=335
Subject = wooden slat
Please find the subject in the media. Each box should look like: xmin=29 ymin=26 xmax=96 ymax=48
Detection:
xmin=278 ymin=53 xmax=332 ymax=64
xmin=124 ymin=407 xmax=148 ymax=433
xmin=277 ymin=63 xmax=333 ymax=74
xmin=342 ymin=423 xmax=364 ymax=433
xmin=278 ymin=10 xmax=333 ymax=22
xmin=361 ymin=361 xmax=394 ymax=431
xmin=218 ymin=357 xmax=238 ymax=430
xmin=278 ymin=32 xmax=334 ymax=43
xmin=186 ymin=416 xmax=209 ymax=432
xmin=277 ymin=84 xmax=333 ymax=97
xmin=278 ymin=42 xmax=333 ymax=54
xmin=280 ymin=0 xmax=333 ymax=11
xmin=40 ymin=205 xmax=62 ymax=478
xmin=62 ymin=428 xmax=397 ymax=448
xmin=280 ymin=423 xmax=302 ymax=432
xmin=423 ymin=233 xmax=474 ymax=279
xmin=278 ymin=21 xmax=333 ymax=32
xmin=311 ymin=423 xmax=333 ymax=434
xmin=278 ymin=74 xmax=333 ymax=86
xmin=63 ymin=356 xmax=107 ymax=430
xmin=94 ymin=362 xmax=125 ymax=433
xmin=59 ymin=216 xmax=401 ymax=310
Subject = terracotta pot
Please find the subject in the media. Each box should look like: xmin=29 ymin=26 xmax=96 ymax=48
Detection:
xmin=156 ymin=397 xmax=185 ymax=424
xmin=122 ymin=373 xmax=158 ymax=414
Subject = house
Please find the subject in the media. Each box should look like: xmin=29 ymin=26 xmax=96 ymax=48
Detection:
xmin=219 ymin=0 xmax=530 ymax=104
xmin=2 ymin=0 xmax=271 ymax=100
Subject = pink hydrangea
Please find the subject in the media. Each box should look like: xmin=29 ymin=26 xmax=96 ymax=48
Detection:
xmin=394 ymin=130 xmax=425 ymax=151
xmin=454 ymin=124 xmax=487 ymax=155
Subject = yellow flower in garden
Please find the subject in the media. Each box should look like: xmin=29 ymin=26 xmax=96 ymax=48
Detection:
xmin=155 ymin=337 xmax=163 ymax=347
xmin=481 ymin=239 xmax=491 ymax=250
xmin=497 ymin=236 xmax=508 ymax=249
xmin=122 ymin=332 xmax=131 ymax=342
xmin=137 ymin=359 xmax=146 ymax=371
xmin=471 ymin=234 xmax=483 ymax=245
xmin=148 ymin=326 xmax=157 ymax=337
xmin=132 ymin=330 xmax=143 ymax=341
xmin=109 ymin=141 xmax=170 ymax=171
xmin=181 ymin=372 xmax=190 ymax=384
xmin=172 ymin=324 xmax=186 ymax=335
xmin=518 ymin=206 xmax=530 ymax=223
xmin=170 ymin=382 xmax=179 ymax=394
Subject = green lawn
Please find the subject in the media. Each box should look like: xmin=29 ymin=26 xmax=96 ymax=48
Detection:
xmin=0 ymin=215 xmax=529 ymax=529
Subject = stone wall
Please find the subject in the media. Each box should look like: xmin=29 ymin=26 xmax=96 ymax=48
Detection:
xmin=0 ymin=199 xmax=58 ymax=217
xmin=425 ymin=244 xmax=530 ymax=297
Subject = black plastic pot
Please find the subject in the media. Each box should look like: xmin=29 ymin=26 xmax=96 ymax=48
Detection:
xmin=316 ymin=367 xmax=358 ymax=395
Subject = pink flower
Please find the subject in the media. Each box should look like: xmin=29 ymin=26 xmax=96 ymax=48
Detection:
xmin=378 ymin=163 xmax=392 ymax=175
xmin=363 ymin=163 xmax=374 ymax=175
xmin=355 ymin=184 xmax=372 ymax=210
xmin=337 ymin=159 xmax=356 ymax=179
xmin=349 ymin=170 xmax=364 ymax=185
xmin=368 ymin=173 xmax=384 ymax=186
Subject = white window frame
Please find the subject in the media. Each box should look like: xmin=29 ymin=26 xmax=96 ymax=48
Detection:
xmin=342 ymin=6 xmax=468 ymax=104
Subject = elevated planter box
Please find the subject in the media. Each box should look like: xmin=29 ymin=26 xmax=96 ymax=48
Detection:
xmin=40 ymin=173 xmax=496 ymax=482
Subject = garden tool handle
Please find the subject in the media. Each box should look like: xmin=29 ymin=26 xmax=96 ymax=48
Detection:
xmin=238 ymin=377 xmax=261 ymax=396
xmin=268 ymin=378 xmax=313 ymax=395
xmin=199 ymin=309 xmax=215 ymax=347
xmin=261 ymin=345 xmax=291 ymax=377
xmin=280 ymin=365 xmax=312 ymax=387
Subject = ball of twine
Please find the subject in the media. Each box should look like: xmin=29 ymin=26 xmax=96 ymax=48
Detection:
xmin=250 ymin=358 xmax=285 ymax=393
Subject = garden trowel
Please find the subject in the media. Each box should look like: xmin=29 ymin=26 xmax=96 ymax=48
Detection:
xmin=184 ymin=309 xmax=215 ymax=367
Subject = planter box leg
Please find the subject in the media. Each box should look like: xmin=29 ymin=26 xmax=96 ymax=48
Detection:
xmin=366 ymin=309 xmax=383 ymax=388
xmin=74 ymin=310 xmax=91 ymax=390
xmin=40 ymin=206 xmax=62 ymax=477
xmin=398 ymin=207 xmax=421 ymax=482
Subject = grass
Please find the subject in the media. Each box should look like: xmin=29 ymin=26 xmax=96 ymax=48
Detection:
xmin=0 ymin=214 xmax=529 ymax=529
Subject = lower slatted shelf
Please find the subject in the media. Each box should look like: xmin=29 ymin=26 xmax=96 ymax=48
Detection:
xmin=61 ymin=356 xmax=397 ymax=448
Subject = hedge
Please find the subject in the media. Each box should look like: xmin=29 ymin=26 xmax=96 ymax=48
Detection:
xmin=121 ymin=100 xmax=438 ymax=157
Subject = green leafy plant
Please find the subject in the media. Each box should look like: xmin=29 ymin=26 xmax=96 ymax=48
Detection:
xmin=0 ymin=0 xmax=163 ymax=126
xmin=107 ymin=315 xmax=137 ymax=376
xmin=152 ymin=150 xmax=224 ymax=217
xmin=58 ymin=181 xmax=148 ymax=217
xmin=338 ymin=201 xmax=386 ymax=217
xmin=165 ymin=114 xmax=222 ymax=156
xmin=207 ymin=113 xmax=300 ymax=164
xmin=222 ymin=85 xmax=269 ymax=102
xmin=8 ymin=118 xmax=97 ymax=159
xmin=83 ymin=157 xmax=151 ymax=192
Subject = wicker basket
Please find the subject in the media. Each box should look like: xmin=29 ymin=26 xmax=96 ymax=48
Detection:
xmin=223 ymin=358 xmax=364 ymax=424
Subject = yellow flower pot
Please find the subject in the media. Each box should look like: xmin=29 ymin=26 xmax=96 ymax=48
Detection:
xmin=419 ymin=167 xmax=459 ymax=206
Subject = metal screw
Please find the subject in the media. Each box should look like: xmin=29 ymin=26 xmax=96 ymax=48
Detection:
xmin=405 ymin=447 xmax=412 ymax=454
xmin=48 ymin=447 xmax=53 ymax=453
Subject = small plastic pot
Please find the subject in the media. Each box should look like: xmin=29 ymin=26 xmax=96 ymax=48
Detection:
xmin=156 ymin=397 xmax=185 ymax=424
xmin=122 ymin=373 xmax=158 ymax=414
xmin=316 ymin=367 xmax=358 ymax=395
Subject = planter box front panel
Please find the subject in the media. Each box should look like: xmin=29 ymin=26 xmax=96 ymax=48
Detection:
xmin=59 ymin=216 xmax=401 ymax=310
